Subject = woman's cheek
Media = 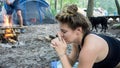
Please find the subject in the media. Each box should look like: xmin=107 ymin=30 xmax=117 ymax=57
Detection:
xmin=62 ymin=36 xmax=68 ymax=43
xmin=63 ymin=33 xmax=72 ymax=43
xmin=64 ymin=37 xmax=71 ymax=43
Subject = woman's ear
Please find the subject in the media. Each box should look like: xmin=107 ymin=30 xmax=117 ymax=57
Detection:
xmin=77 ymin=27 xmax=82 ymax=32
xmin=76 ymin=27 xmax=82 ymax=35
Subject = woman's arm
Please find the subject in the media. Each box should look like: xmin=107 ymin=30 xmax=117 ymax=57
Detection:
xmin=59 ymin=39 xmax=98 ymax=68
xmin=58 ymin=43 xmax=79 ymax=68
xmin=59 ymin=54 xmax=72 ymax=68
xmin=78 ymin=45 xmax=98 ymax=68
xmin=77 ymin=34 xmax=102 ymax=68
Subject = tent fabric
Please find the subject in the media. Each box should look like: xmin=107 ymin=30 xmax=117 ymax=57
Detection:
xmin=13 ymin=0 xmax=55 ymax=25
xmin=20 ymin=0 xmax=49 ymax=7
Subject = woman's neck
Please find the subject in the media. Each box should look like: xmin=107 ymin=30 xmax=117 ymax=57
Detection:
xmin=75 ymin=33 xmax=84 ymax=45
xmin=77 ymin=31 xmax=90 ymax=46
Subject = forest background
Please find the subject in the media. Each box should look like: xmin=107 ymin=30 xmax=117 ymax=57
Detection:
xmin=46 ymin=0 xmax=120 ymax=16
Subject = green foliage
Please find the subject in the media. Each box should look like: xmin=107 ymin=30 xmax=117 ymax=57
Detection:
xmin=51 ymin=8 xmax=57 ymax=16
xmin=0 ymin=1 xmax=3 ymax=6
xmin=46 ymin=0 xmax=120 ymax=16
xmin=94 ymin=0 xmax=120 ymax=14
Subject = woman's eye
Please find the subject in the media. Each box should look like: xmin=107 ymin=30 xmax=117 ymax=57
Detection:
xmin=61 ymin=29 xmax=67 ymax=33
xmin=62 ymin=31 xmax=67 ymax=33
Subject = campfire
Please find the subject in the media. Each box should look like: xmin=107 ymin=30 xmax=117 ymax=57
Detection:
xmin=3 ymin=28 xmax=18 ymax=43
xmin=0 ymin=15 xmax=24 ymax=43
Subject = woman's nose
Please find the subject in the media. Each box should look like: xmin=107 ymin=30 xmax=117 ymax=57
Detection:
xmin=59 ymin=32 xmax=63 ymax=36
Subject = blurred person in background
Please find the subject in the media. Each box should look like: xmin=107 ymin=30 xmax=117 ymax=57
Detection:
xmin=4 ymin=0 xmax=23 ymax=27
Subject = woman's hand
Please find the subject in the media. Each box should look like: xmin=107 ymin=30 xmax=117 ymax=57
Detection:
xmin=51 ymin=33 xmax=67 ymax=57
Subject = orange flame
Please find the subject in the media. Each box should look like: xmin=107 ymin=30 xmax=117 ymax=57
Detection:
xmin=3 ymin=15 xmax=12 ymax=27
xmin=4 ymin=28 xmax=15 ymax=39
xmin=3 ymin=15 xmax=15 ymax=39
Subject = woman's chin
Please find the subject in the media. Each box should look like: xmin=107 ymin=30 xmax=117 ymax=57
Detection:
xmin=65 ymin=40 xmax=72 ymax=44
xmin=66 ymin=41 xmax=72 ymax=44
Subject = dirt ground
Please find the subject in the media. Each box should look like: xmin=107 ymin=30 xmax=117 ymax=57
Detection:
xmin=0 ymin=23 xmax=120 ymax=68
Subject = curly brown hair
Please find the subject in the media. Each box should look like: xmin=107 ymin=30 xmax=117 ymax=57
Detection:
xmin=55 ymin=4 xmax=91 ymax=34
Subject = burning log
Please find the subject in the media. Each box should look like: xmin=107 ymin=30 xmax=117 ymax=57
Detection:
xmin=0 ymin=33 xmax=18 ymax=43
xmin=8 ymin=38 xmax=17 ymax=43
xmin=4 ymin=28 xmax=16 ymax=38
xmin=4 ymin=28 xmax=18 ymax=43
xmin=0 ymin=26 xmax=26 ymax=43
xmin=0 ymin=14 xmax=25 ymax=44
xmin=0 ymin=27 xmax=19 ymax=43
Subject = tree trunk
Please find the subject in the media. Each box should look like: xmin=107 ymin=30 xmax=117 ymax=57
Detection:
xmin=115 ymin=0 xmax=120 ymax=15
xmin=60 ymin=0 xmax=63 ymax=9
xmin=86 ymin=0 xmax=94 ymax=17
xmin=54 ymin=0 xmax=57 ymax=10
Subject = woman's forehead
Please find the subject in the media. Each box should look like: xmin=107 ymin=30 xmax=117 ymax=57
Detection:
xmin=60 ymin=24 xmax=73 ymax=31
xmin=60 ymin=23 xmax=69 ymax=28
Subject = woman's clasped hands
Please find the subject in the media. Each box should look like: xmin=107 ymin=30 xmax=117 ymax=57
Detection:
xmin=51 ymin=32 xmax=67 ymax=57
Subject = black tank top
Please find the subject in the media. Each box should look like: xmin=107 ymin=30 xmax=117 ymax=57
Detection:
xmin=79 ymin=33 xmax=120 ymax=68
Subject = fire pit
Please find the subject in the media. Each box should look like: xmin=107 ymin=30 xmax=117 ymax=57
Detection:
xmin=0 ymin=26 xmax=24 ymax=43
xmin=0 ymin=15 xmax=26 ymax=44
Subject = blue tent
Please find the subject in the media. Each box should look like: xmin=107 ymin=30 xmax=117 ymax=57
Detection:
xmin=13 ymin=0 xmax=56 ymax=25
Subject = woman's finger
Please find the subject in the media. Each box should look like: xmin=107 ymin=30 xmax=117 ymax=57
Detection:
xmin=57 ymin=32 xmax=62 ymax=41
xmin=51 ymin=41 xmax=56 ymax=47
xmin=62 ymin=38 xmax=66 ymax=44
xmin=50 ymin=44 xmax=56 ymax=48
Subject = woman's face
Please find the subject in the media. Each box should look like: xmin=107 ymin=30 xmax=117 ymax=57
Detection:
xmin=59 ymin=23 xmax=80 ymax=44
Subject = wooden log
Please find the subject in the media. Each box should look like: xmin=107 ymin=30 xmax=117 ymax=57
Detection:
xmin=0 ymin=32 xmax=20 ymax=35
xmin=8 ymin=38 xmax=17 ymax=43
xmin=0 ymin=26 xmax=27 ymax=30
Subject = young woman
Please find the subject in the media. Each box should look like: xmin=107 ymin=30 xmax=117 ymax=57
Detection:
xmin=51 ymin=4 xmax=120 ymax=68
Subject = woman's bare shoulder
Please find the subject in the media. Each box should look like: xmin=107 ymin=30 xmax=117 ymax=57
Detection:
xmin=83 ymin=34 xmax=105 ymax=48
xmin=80 ymin=33 xmax=109 ymax=62
xmin=80 ymin=34 xmax=102 ymax=56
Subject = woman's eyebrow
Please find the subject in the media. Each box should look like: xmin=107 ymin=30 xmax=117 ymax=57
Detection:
xmin=60 ymin=29 xmax=64 ymax=31
xmin=61 ymin=29 xmax=66 ymax=32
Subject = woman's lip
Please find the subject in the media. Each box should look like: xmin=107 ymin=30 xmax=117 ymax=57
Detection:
xmin=64 ymin=39 xmax=68 ymax=42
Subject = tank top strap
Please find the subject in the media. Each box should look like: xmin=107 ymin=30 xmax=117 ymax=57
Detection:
xmin=81 ymin=32 xmax=90 ymax=46
xmin=78 ymin=32 xmax=91 ymax=52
